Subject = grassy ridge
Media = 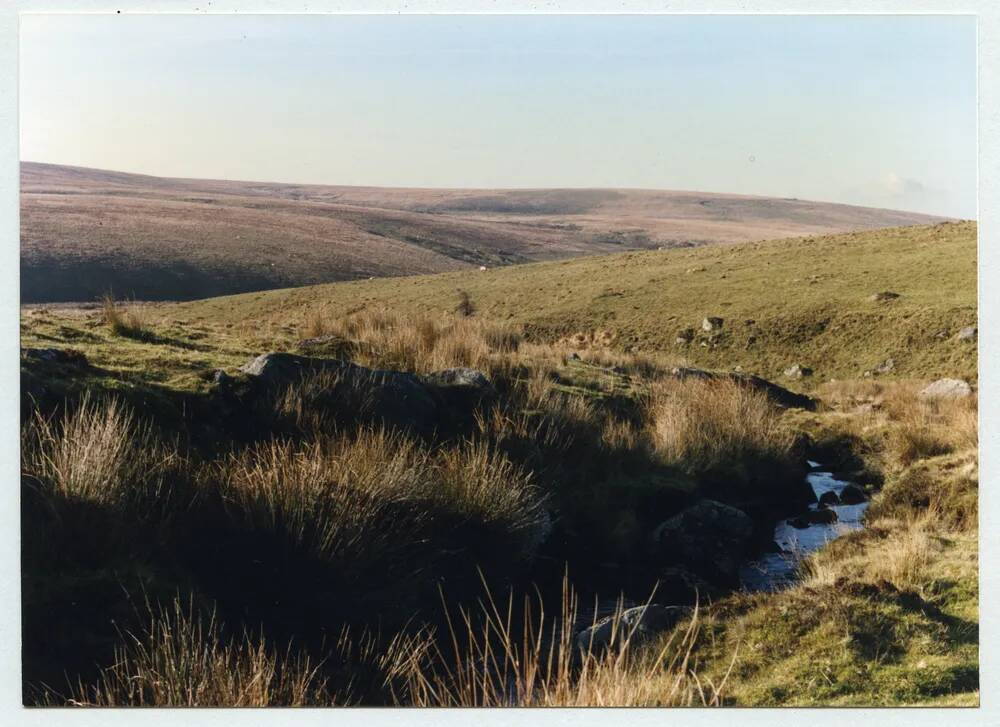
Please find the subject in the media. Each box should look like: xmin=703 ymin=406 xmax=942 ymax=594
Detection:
xmin=174 ymin=222 xmax=977 ymax=384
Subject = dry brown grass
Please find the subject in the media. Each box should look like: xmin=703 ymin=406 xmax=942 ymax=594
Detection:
xmin=804 ymin=513 xmax=939 ymax=593
xmin=214 ymin=429 xmax=431 ymax=568
xmin=214 ymin=427 xmax=549 ymax=566
xmin=100 ymin=293 xmax=149 ymax=339
xmin=304 ymin=308 xmax=523 ymax=376
xmin=643 ymin=378 xmax=795 ymax=473
xmin=22 ymin=393 xmax=180 ymax=511
xmin=55 ymin=599 xmax=330 ymax=707
xmin=390 ymin=578 xmax=725 ymax=707
xmin=436 ymin=440 xmax=549 ymax=554
xmin=817 ymin=380 xmax=978 ymax=467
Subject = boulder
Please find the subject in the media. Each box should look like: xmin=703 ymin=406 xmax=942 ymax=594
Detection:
xmin=421 ymin=367 xmax=493 ymax=393
xmin=651 ymin=500 xmax=754 ymax=582
xmin=702 ymin=317 xmax=724 ymax=332
xmin=919 ymin=378 xmax=973 ymax=400
xmin=239 ymin=352 xmax=336 ymax=382
xmin=576 ymin=604 xmax=685 ymax=654
xmin=957 ymin=326 xmax=977 ymax=342
xmin=421 ymin=367 xmax=497 ymax=408
xmin=869 ymin=291 xmax=901 ymax=302
xmin=839 ymin=484 xmax=867 ymax=505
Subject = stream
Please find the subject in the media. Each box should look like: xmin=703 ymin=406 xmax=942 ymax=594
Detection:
xmin=739 ymin=461 xmax=869 ymax=592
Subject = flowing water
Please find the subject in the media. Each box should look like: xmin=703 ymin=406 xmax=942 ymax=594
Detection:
xmin=739 ymin=461 xmax=868 ymax=592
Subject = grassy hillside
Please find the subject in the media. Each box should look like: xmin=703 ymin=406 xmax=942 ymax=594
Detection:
xmin=21 ymin=162 xmax=945 ymax=303
xmin=174 ymin=221 xmax=977 ymax=385
xmin=19 ymin=220 xmax=978 ymax=707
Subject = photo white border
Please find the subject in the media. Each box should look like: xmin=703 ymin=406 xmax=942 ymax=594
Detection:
xmin=0 ymin=1 xmax=995 ymax=725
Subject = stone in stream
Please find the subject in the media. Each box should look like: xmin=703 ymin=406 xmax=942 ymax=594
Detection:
xmin=651 ymin=499 xmax=754 ymax=583
xmin=817 ymin=490 xmax=841 ymax=508
xmin=839 ymin=484 xmax=867 ymax=505
xmin=576 ymin=604 xmax=685 ymax=654
xmin=788 ymin=509 xmax=839 ymax=529
xmin=919 ymin=378 xmax=973 ymax=400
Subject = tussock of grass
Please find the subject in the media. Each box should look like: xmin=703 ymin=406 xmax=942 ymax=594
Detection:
xmin=101 ymin=294 xmax=151 ymax=340
xmin=53 ymin=599 xmax=330 ymax=707
xmin=644 ymin=378 xmax=795 ymax=474
xmin=816 ymin=379 xmax=977 ymax=466
xmin=22 ymin=393 xmax=180 ymax=513
xmin=214 ymin=427 xmax=548 ymax=567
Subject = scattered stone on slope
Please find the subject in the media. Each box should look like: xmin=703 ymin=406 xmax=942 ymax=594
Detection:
xmin=701 ymin=316 xmax=724 ymax=332
xmin=576 ymin=604 xmax=685 ymax=654
xmin=651 ymin=499 xmax=754 ymax=583
xmin=675 ymin=328 xmax=696 ymax=345
xmin=21 ymin=347 xmax=88 ymax=366
xmin=957 ymin=326 xmax=977 ymax=342
xmin=874 ymin=358 xmax=895 ymax=375
xmin=869 ymin=291 xmax=901 ymax=302
xmin=783 ymin=364 xmax=813 ymax=380
xmin=919 ymin=378 xmax=973 ymax=400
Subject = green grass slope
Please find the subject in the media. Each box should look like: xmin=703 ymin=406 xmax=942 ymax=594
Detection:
xmin=175 ymin=221 xmax=977 ymax=384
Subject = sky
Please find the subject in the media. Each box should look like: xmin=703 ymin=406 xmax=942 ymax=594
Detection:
xmin=20 ymin=14 xmax=977 ymax=218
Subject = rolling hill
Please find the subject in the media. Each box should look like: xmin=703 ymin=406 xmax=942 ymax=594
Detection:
xmin=21 ymin=162 xmax=946 ymax=303
xmin=171 ymin=221 xmax=977 ymax=386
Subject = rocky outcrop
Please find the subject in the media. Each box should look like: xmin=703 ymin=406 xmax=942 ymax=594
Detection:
xmin=230 ymin=353 xmax=495 ymax=438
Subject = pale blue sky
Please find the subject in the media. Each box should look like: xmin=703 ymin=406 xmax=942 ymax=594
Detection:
xmin=20 ymin=14 xmax=976 ymax=217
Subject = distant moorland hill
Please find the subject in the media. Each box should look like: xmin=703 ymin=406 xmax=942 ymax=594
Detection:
xmin=21 ymin=161 xmax=946 ymax=303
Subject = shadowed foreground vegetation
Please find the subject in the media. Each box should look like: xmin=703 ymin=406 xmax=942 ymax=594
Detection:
xmin=20 ymin=223 xmax=977 ymax=706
